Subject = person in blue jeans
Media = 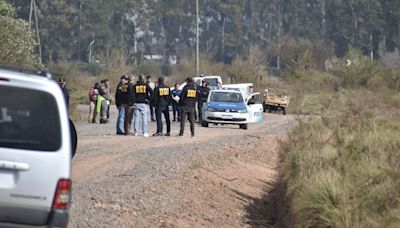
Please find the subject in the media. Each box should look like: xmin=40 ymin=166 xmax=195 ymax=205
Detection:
xmin=133 ymin=75 xmax=153 ymax=137
xmin=115 ymin=75 xmax=129 ymax=135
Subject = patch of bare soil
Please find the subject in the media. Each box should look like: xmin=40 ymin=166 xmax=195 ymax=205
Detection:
xmin=159 ymin=136 xmax=283 ymax=227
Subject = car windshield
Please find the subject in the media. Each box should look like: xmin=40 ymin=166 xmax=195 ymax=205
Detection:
xmin=0 ymin=85 xmax=61 ymax=151
xmin=210 ymin=91 xmax=243 ymax=103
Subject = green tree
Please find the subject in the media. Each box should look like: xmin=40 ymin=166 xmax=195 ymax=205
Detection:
xmin=0 ymin=0 xmax=37 ymax=66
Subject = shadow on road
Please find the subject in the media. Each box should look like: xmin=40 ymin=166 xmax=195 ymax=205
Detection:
xmin=231 ymin=176 xmax=292 ymax=228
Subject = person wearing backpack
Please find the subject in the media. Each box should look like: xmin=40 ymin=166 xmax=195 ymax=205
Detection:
xmin=88 ymin=82 xmax=99 ymax=123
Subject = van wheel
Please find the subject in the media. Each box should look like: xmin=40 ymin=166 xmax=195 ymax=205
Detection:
xmin=239 ymin=124 xmax=248 ymax=130
xmin=201 ymin=121 xmax=209 ymax=127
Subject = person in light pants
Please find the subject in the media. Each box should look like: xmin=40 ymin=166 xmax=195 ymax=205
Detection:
xmin=133 ymin=75 xmax=153 ymax=137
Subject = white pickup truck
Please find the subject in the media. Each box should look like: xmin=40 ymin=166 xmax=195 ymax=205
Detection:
xmin=178 ymin=75 xmax=222 ymax=90
xmin=201 ymin=89 xmax=264 ymax=130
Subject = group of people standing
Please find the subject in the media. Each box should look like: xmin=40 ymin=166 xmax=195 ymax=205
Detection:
xmin=88 ymin=79 xmax=112 ymax=124
xmin=89 ymin=74 xmax=210 ymax=138
xmin=88 ymin=74 xmax=210 ymax=137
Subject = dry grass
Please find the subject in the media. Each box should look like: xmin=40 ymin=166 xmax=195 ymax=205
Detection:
xmin=280 ymin=57 xmax=400 ymax=227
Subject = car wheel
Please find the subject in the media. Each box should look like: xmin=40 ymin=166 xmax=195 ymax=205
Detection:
xmin=239 ymin=124 xmax=248 ymax=130
xmin=282 ymin=107 xmax=286 ymax=115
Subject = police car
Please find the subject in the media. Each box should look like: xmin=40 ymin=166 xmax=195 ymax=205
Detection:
xmin=201 ymin=89 xmax=264 ymax=130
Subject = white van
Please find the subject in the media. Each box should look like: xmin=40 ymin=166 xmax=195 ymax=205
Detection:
xmin=0 ymin=66 xmax=77 ymax=227
xmin=201 ymin=89 xmax=264 ymax=130
xmin=178 ymin=75 xmax=222 ymax=90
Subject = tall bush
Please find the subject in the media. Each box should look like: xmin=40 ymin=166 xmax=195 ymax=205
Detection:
xmin=0 ymin=0 xmax=38 ymax=66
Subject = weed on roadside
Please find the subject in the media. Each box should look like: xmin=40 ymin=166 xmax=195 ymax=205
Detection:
xmin=189 ymin=161 xmax=203 ymax=171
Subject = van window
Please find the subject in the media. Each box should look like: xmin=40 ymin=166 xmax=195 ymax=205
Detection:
xmin=203 ymin=78 xmax=218 ymax=87
xmin=210 ymin=92 xmax=243 ymax=103
xmin=0 ymin=86 xmax=61 ymax=151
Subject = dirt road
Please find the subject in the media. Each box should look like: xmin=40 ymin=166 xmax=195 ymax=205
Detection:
xmin=69 ymin=105 xmax=296 ymax=227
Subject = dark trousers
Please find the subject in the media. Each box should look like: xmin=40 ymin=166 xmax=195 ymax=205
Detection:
xmin=107 ymin=104 xmax=110 ymax=119
xmin=172 ymin=102 xmax=180 ymax=120
xmin=149 ymin=103 xmax=155 ymax=121
xmin=156 ymin=105 xmax=171 ymax=134
xmin=124 ymin=105 xmax=134 ymax=134
xmin=180 ymin=106 xmax=195 ymax=136
xmin=197 ymin=101 xmax=205 ymax=122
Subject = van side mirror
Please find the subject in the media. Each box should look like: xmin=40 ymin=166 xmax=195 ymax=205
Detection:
xmin=69 ymin=119 xmax=77 ymax=158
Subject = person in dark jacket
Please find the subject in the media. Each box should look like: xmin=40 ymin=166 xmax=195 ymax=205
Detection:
xmin=124 ymin=75 xmax=135 ymax=135
xmin=133 ymin=74 xmax=153 ymax=137
xmin=152 ymin=77 xmax=172 ymax=136
xmin=178 ymin=77 xmax=197 ymax=138
xmin=197 ymin=81 xmax=210 ymax=123
xmin=115 ymin=75 xmax=129 ymax=135
xmin=58 ymin=78 xmax=69 ymax=111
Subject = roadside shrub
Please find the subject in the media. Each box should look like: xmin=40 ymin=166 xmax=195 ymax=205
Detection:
xmin=267 ymin=37 xmax=333 ymax=70
xmin=134 ymin=61 xmax=163 ymax=77
xmin=0 ymin=0 xmax=38 ymax=67
xmin=281 ymin=98 xmax=400 ymax=227
xmin=225 ymin=58 xmax=255 ymax=84
xmin=78 ymin=62 xmax=104 ymax=76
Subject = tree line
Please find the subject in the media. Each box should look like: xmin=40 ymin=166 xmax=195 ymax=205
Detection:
xmin=4 ymin=0 xmax=400 ymax=67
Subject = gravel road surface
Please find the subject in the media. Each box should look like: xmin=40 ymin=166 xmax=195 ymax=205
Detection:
xmin=69 ymin=105 xmax=297 ymax=227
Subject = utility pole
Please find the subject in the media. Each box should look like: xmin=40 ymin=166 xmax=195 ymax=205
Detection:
xmin=89 ymin=40 xmax=95 ymax=63
xmin=277 ymin=0 xmax=282 ymax=71
xmin=29 ymin=0 xmax=42 ymax=64
xmin=196 ymin=0 xmax=200 ymax=77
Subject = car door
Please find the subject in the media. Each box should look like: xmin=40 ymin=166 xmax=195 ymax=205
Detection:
xmin=246 ymin=93 xmax=264 ymax=123
xmin=0 ymin=85 xmax=70 ymax=226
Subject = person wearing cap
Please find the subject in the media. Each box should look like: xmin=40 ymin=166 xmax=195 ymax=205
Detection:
xmin=58 ymin=78 xmax=69 ymax=110
xmin=152 ymin=77 xmax=172 ymax=136
xmin=178 ymin=77 xmax=197 ymax=138
xmin=115 ymin=75 xmax=129 ymax=135
xmin=197 ymin=80 xmax=210 ymax=123
xmin=133 ymin=74 xmax=153 ymax=137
